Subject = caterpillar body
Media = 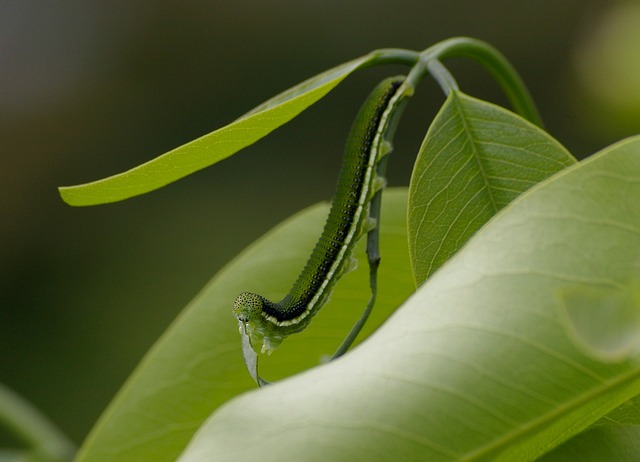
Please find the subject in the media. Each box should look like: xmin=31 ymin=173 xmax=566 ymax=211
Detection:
xmin=234 ymin=76 xmax=407 ymax=354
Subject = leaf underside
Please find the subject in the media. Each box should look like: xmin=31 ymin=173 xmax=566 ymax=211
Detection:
xmin=408 ymin=91 xmax=575 ymax=286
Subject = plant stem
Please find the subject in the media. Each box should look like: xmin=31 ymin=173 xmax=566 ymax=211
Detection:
xmin=426 ymin=60 xmax=459 ymax=95
xmin=366 ymin=39 xmax=541 ymax=127
xmin=365 ymin=48 xmax=421 ymax=68
xmin=0 ymin=383 xmax=75 ymax=461
xmin=423 ymin=37 xmax=544 ymax=127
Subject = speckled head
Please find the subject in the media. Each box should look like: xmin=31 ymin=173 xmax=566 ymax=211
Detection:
xmin=233 ymin=292 xmax=284 ymax=354
xmin=233 ymin=292 xmax=265 ymax=323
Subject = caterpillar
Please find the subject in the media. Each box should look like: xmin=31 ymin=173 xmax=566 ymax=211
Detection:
xmin=234 ymin=76 xmax=407 ymax=355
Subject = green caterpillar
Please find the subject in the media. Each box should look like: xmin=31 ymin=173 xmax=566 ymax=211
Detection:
xmin=234 ymin=76 xmax=407 ymax=355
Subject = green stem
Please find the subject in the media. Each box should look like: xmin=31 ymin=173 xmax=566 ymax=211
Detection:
xmin=423 ymin=37 xmax=543 ymax=127
xmin=365 ymin=48 xmax=421 ymax=68
xmin=0 ymin=383 xmax=75 ymax=461
xmin=393 ymin=38 xmax=542 ymax=126
xmin=426 ymin=60 xmax=459 ymax=96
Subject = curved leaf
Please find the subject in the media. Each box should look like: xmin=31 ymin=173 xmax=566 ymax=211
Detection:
xmin=408 ymin=91 xmax=575 ymax=286
xmin=74 ymin=189 xmax=414 ymax=462
xmin=178 ymin=137 xmax=640 ymax=462
xmin=59 ymin=55 xmax=374 ymax=206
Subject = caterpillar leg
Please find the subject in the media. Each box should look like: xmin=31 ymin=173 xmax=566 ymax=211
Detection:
xmin=364 ymin=216 xmax=377 ymax=233
xmin=343 ymin=255 xmax=359 ymax=274
xmin=261 ymin=335 xmax=283 ymax=355
xmin=378 ymin=140 xmax=393 ymax=160
xmin=372 ymin=175 xmax=387 ymax=193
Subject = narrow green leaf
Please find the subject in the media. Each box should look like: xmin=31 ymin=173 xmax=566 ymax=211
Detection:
xmin=178 ymin=137 xmax=640 ymax=462
xmin=557 ymin=281 xmax=640 ymax=362
xmin=59 ymin=56 xmax=373 ymax=206
xmin=408 ymin=91 xmax=575 ymax=286
xmin=74 ymin=189 xmax=413 ymax=462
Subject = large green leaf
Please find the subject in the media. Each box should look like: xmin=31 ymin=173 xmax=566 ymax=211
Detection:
xmin=178 ymin=137 xmax=640 ymax=462
xmin=408 ymin=91 xmax=575 ymax=286
xmin=74 ymin=189 xmax=414 ymax=462
xmin=59 ymin=55 xmax=374 ymax=206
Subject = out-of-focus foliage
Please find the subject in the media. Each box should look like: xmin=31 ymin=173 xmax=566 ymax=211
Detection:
xmin=574 ymin=2 xmax=640 ymax=137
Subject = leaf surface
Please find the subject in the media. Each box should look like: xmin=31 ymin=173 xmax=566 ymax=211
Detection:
xmin=538 ymin=424 xmax=640 ymax=461
xmin=408 ymin=91 xmax=575 ymax=285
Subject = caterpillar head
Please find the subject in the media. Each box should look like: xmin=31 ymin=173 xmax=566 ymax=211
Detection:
xmin=233 ymin=292 xmax=265 ymax=323
xmin=233 ymin=292 xmax=282 ymax=354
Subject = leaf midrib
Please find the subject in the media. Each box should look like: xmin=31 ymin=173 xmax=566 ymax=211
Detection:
xmin=452 ymin=91 xmax=500 ymax=214
xmin=460 ymin=367 xmax=640 ymax=461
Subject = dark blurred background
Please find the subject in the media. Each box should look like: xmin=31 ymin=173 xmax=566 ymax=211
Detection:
xmin=2 ymin=0 xmax=639 ymax=446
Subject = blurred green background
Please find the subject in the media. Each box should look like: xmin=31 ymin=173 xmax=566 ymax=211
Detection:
xmin=2 ymin=0 xmax=639 ymax=447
